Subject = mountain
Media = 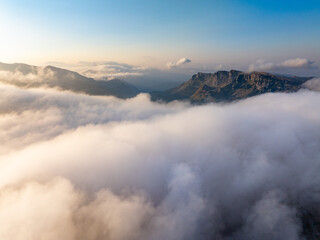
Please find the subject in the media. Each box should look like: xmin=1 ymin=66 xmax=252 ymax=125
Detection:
xmin=0 ymin=63 xmax=140 ymax=98
xmin=151 ymin=70 xmax=313 ymax=103
xmin=0 ymin=63 xmax=314 ymax=102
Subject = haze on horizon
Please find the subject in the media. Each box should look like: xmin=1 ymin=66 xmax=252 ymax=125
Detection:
xmin=1 ymin=0 xmax=320 ymax=76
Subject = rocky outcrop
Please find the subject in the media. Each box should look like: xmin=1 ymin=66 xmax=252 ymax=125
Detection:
xmin=151 ymin=70 xmax=313 ymax=103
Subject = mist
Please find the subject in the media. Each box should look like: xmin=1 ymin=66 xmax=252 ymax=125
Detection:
xmin=0 ymin=82 xmax=320 ymax=240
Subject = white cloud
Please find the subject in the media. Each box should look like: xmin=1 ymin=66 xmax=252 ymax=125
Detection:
xmin=279 ymin=58 xmax=313 ymax=68
xmin=0 ymin=83 xmax=320 ymax=239
xmin=302 ymin=78 xmax=320 ymax=91
xmin=0 ymin=84 xmax=187 ymax=155
xmin=248 ymin=58 xmax=316 ymax=73
xmin=75 ymin=61 xmax=147 ymax=80
xmin=216 ymin=64 xmax=224 ymax=70
xmin=166 ymin=58 xmax=192 ymax=69
xmin=0 ymin=67 xmax=56 ymax=84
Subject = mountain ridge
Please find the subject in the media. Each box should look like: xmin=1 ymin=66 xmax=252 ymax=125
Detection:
xmin=151 ymin=70 xmax=313 ymax=103
xmin=0 ymin=62 xmax=140 ymax=98
xmin=0 ymin=62 xmax=314 ymax=102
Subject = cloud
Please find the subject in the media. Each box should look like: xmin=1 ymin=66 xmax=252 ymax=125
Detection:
xmin=166 ymin=58 xmax=192 ymax=69
xmin=0 ymin=83 xmax=320 ymax=239
xmin=74 ymin=61 xmax=147 ymax=80
xmin=279 ymin=58 xmax=313 ymax=68
xmin=215 ymin=63 xmax=224 ymax=70
xmin=47 ymin=61 xmax=191 ymax=91
xmin=0 ymin=84 xmax=187 ymax=155
xmin=302 ymin=78 xmax=320 ymax=91
xmin=248 ymin=58 xmax=316 ymax=73
xmin=0 ymin=67 xmax=56 ymax=85
xmin=43 ymin=61 xmax=147 ymax=81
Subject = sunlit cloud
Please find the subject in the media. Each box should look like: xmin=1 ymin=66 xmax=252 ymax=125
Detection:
xmin=166 ymin=58 xmax=192 ymax=69
xmin=0 ymin=82 xmax=320 ymax=239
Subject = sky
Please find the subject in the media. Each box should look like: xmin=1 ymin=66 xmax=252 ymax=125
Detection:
xmin=1 ymin=0 xmax=320 ymax=72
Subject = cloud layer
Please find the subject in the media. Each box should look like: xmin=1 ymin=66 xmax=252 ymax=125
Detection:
xmin=45 ymin=61 xmax=190 ymax=91
xmin=0 ymin=83 xmax=320 ymax=239
xmin=73 ymin=61 xmax=146 ymax=80
xmin=0 ymin=66 xmax=56 ymax=85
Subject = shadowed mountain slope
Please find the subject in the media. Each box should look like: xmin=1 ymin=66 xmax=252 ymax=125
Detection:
xmin=0 ymin=63 xmax=140 ymax=98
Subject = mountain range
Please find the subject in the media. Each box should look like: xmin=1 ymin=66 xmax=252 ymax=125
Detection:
xmin=0 ymin=62 xmax=139 ymax=98
xmin=151 ymin=70 xmax=313 ymax=103
xmin=0 ymin=62 xmax=314 ymax=102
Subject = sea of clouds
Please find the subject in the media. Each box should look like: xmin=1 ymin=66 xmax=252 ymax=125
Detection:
xmin=0 ymin=81 xmax=320 ymax=240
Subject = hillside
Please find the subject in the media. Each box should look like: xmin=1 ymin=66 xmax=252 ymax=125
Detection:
xmin=0 ymin=63 xmax=140 ymax=98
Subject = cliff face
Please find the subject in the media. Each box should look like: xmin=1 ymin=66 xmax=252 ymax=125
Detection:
xmin=151 ymin=70 xmax=313 ymax=103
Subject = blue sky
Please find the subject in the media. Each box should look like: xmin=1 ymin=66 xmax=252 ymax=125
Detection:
xmin=1 ymin=0 xmax=320 ymax=72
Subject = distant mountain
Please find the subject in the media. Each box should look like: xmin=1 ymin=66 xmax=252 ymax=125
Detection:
xmin=0 ymin=63 xmax=140 ymax=98
xmin=0 ymin=63 xmax=314 ymax=102
xmin=151 ymin=70 xmax=313 ymax=103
